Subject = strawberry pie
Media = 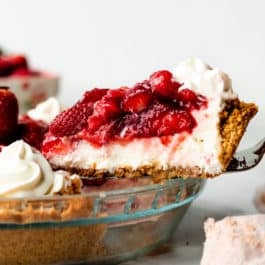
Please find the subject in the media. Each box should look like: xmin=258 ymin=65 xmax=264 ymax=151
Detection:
xmin=42 ymin=58 xmax=258 ymax=180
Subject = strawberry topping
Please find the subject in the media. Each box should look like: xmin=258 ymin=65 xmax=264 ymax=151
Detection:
xmin=87 ymin=88 xmax=125 ymax=132
xmin=149 ymin=70 xmax=182 ymax=98
xmin=42 ymin=135 xmax=73 ymax=156
xmin=45 ymin=70 xmax=208 ymax=147
xmin=177 ymin=88 xmax=207 ymax=110
xmin=50 ymin=103 xmax=93 ymax=137
xmin=155 ymin=110 xmax=196 ymax=136
xmin=80 ymin=88 xmax=108 ymax=104
xmin=123 ymin=85 xmax=152 ymax=113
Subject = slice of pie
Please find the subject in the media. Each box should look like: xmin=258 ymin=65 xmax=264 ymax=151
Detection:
xmin=42 ymin=58 xmax=258 ymax=180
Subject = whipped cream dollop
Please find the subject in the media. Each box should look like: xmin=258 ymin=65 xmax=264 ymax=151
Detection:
xmin=0 ymin=140 xmax=54 ymax=198
xmin=173 ymin=58 xmax=237 ymax=108
xmin=27 ymin=97 xmax=61 ymax=124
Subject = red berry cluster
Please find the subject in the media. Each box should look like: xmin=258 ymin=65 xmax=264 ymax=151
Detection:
xmin=49 ymin=70 xmax=208 ymax=146
xmin=0 ymin=54 xmax=39 ymax=77
xmin=0 ymin=87 xmax=48 ymax=149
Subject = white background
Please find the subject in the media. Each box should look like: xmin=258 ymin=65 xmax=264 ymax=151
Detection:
xmin=1 ymin=1 xmax=265 ymax=264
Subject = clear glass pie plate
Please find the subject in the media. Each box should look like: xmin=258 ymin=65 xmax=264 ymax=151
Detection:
xmin=0 ymin=177 xmax=205 ymax=265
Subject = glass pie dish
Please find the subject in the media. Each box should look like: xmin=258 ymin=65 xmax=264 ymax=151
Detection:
xmin=0 ymin=177 xmax=205 ymax=265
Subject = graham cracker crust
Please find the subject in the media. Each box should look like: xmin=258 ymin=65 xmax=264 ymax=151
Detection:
xmin=0 ymin=196 xmax=93 ymax=224
xmin=0 ymin=224 xmax=106 ymax=265
xmin=51 ymin=100 xmax=258 ymax=181
xmin=219 ymin=99 xmax=258 ymax=170
xmin=0 ymin=196 xmax=107 ymax=265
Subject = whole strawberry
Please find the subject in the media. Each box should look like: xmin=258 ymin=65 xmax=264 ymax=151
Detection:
xmin=7 ymin=54 xmax=28 ymax=70
xmin=50 ymin=102 xmax=94 ymax=137
xmin=0 ymin=87 xmax=18 ymax=139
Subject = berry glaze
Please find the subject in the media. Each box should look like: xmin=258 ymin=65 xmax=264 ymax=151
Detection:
xmin=43 ymin=70 xmax=208 ymax=154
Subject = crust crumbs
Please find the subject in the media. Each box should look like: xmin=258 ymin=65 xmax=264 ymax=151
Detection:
xmin=0 ymin=195 xmax=107 ymax=265
xmin=0 ymin=223 xmax=106 ymax=265
xmin=51 ymin=99 xmax=258 ymax=181
xmin=52 ymin=164 xmax=209 ymax=183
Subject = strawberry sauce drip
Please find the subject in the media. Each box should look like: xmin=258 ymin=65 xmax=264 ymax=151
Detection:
xmin=47 ymin=70 xmax=208 ymax=148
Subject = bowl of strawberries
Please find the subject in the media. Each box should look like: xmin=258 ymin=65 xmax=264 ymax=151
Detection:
xmin=0 ymin=49 xmax=59 ymax=113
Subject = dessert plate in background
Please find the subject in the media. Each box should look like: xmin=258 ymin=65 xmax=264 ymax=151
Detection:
xmin=0 ymin=52 xmax=59 ymax=113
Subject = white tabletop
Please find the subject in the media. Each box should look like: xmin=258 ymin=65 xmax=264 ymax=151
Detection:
xmin=123 ymin=147 xmax=265 ymax=265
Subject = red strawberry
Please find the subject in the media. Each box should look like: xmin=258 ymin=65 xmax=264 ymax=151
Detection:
xmin=154 ymin=110 xmax=196 ymax=136
xmin=19 ymin=116 xmax=48 ymax=150
xmin=7 ymin=54 xmax=28 ymax=69
xmin=149 ymin=70 xmax=180 ymax=98
xmin=106 ymin=87 xmax=127 ymax=99
xmin=50 ymin=103 xmax=93 ymax=137
xmin=87 ymin=115 xmax=103 ymax=132
xmin=134 ymin=80 xmax=151 ymax=91
xmin=0 ymin=58 xmax=12 ymax=76
xmin=173 ymin=111 xmax=196 ymax=133
xmin=80 ymin=88 xmax=109 ymax=104
xmin=92 ymin=89 xmax=124 ymax=119
xmin=84 ymin=120 xmax=119 ymax=146
xmin=0 ymin=87 xmax=19 ymax=139
xmin=178 ymin=89 xmax=197 ymax=102
xmin=122 ymin=89 xmax=152 ymax=113
xmin=88 ymin=98 xmax=121 ymax=132
xmin=42 ymin=135 xmax=72 ymax=156
xmin=177 ymin=88 xmax=207 ymax=110
xmin=172 ymin=81 xmax=182 ymax=92
xmin=94 ymin=98 xmax=121 ymax=118
xmin=11 ymin=68 xmax=32 ymax=77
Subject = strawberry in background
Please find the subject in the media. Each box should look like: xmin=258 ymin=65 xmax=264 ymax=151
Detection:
xmin=0 ymin=47 xmax=59 ymax=114
xmin=0 ymin=48 xmax=39 ymax=77
xmin=0 ymin=87 xmax=18 ymax=139
xmin=0 ymin=87 xmax=48 ymax=149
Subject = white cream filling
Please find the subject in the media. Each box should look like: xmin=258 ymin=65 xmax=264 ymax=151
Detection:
xmin=48 ymin=58 xmax=237 ymax=175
